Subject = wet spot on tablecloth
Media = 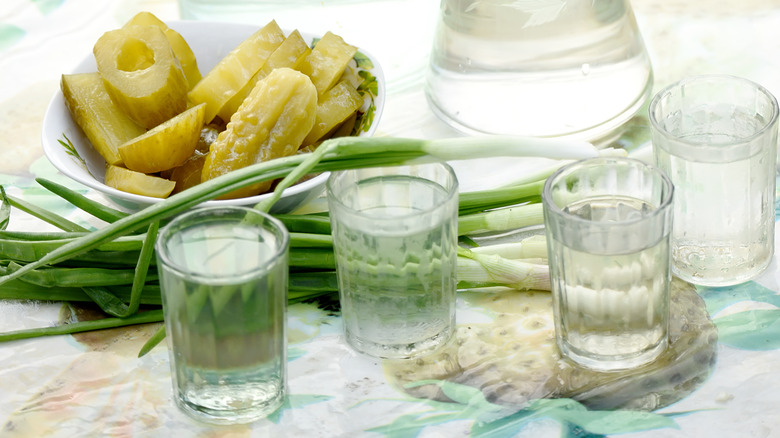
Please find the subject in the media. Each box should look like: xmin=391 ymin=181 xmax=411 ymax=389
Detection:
xmin=384 ymin=278 xmax=718 ymax=412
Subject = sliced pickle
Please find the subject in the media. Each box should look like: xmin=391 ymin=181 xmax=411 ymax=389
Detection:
xmin=122 ymin=12 xmax=202 ymax=90
xmin=168 ymin=151 xmax=208 ymax=194
xmin=201 ymin=67 xmax=317 ymax=199
xmin=164 ymin=29 xmax=203 ymax=90
xmin=118 ymin=103 xmax=206 ymax=174
xmin=330 ymin=112 xmax=358 ymax=139
xmin=302 ymin=80 xmax=363 ymax=145
xmin=104 ymin=164 xmax=176 ymax=198
xmin=196 ymin=124 xmax=221 ymax=154
xmin=188 ymin=20 xmax=286 ymax=124
xmin=216 ymin=29 xmax=311 ymax=123
xmin=298 ymin=31 xmax=358 ymax=96
xmin=61 ymin=73 xmax=146 ymax=166
xmin=94 ymin=24 xmax=188 ymax=129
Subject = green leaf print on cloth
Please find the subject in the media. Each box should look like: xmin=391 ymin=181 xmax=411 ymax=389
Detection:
xmin=32 ymin=0 xmax=66 ymax=15
xmin=700 ymin=281 xmax=780 ymax=350
xmin=368 ymin=380 xmax=679 ymax=437
xmin=0 ymin=24 xmax=25 ymax=52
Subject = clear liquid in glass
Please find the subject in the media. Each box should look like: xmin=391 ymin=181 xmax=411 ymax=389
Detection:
xmin=551 ymin=195 xmax=669 ymax=371
xmin=654 ymin=131 xmax=775 ymax=286
xmin=426 ymin=0 xmax=653 ymax=142
xmin=332 ymin=176 xmax=458 ymax=359
xmin=160 ymin=221 xmax=287 ymax=424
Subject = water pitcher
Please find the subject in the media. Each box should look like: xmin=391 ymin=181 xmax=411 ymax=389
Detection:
xmin=426 ymin=0 xmax=653 ymax=144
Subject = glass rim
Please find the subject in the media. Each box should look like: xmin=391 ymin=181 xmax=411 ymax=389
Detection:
xmin=542 ymin=156 xmax=674 ymax=226
xmin=325 ymin=161 xmax=459 ymax=220
xmin=648 ymin=74 xmax=780 ymax=150
xmin=155 ymin=206 xmax=289 ymax=282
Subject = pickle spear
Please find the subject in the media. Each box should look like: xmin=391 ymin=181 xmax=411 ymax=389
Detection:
xmin=303 ymin=79 xmax=363 ymax=145
xmin=118 ymin=103 xmax=206 ymax=174
xmin=201 ymin=67 xmax=317 ymax=199
xmin=61 ymin=72 xmax=146 ymax=166
xmin=216 ymin=29 xmax=311 ymax=124
xmin=105 ymin=164 xmax=176 ymax=199
xmin=188 ymin=20 xmax=286 ymax=124
xmin=298 ymin=31 xmax=358 ymax=97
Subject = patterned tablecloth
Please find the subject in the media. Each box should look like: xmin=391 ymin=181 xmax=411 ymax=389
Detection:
xmin=3 ymin=0 xmax=780 ymax=436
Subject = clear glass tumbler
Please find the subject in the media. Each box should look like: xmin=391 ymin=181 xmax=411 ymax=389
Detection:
xmin=426 ymin=0 xmax=653 ymax=143
xmin=543 ymin=157 xmax=674 ymax=371
xmin=155 ymin=206 xmax=289 ymax=424
xmin=327 ymin=162 xmax=459 ymax=359
xmin=649 ymin=75 xmax=779 ymax=287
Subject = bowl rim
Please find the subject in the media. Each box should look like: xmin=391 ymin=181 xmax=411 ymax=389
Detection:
xmin=41 ymin=19 xmax=385 ymax=210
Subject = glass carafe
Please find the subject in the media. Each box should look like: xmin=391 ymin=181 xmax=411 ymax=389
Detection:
xmin=426 ymin=0 xmax=653 ymax=144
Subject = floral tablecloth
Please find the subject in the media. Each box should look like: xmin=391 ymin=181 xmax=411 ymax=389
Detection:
xmin=3 ymin=0 xmax=780 ymax=436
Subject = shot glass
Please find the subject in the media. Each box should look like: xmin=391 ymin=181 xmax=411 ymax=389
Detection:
xmin=649 ymin=75 xmax=779 ymax=286
xmin=155 ymin=206 xmax=289 ymax=424
xmin=327 ymin=162 xmax=459 ymax=359
xmin=543 ymin=157 xmax=674 ymax=371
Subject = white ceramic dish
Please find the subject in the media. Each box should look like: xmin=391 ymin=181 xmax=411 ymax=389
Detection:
xmin=41 ymin=20 xmax=385 ymax=212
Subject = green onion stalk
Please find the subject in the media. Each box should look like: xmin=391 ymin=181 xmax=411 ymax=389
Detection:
xmin=0 ymin=135 xmax=619 ymax=350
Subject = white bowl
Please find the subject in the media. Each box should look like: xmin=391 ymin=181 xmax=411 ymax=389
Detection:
xmin=41 ymin=20 xmax=385 ymax=212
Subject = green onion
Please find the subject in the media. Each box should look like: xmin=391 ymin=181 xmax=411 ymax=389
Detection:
xmin=137 ymin=325 xmax=166 ymax=358
xmin=35 ymin=178 xmax=129 ymax=224
xmin=468 ymin=235 xmax=548 ymax=260
xmin=0 ymin=233 xmax=147 ymax=262
xmin=275 ymin=214 xmax=332 ymax=235
xmin=0 ymin=277 xmax=161 ymax=304
xmin=288 ymin=232 xmax=332 ymax=248
xmin=0 ymin=135 xmax=595 ymax=288
xmin=487 ymin=145 xmax=627 ymax=188
xmin=456 ymin=246 xmax=550 ymax=291
xmin=2 ymin=261 xmax=152 ymax=287
xmin=6 ymin=193 xmax=89 ymax=232
xmin=106 ymin=220 xmax=158 ymax=317
xmin=0 ymin=230 xmax=90 ymax=240
xmin=0 ymin=186 xmax=9 ymax=231
xmin=0 ymin=135 xmax=595 ymax=345
xmin=82 ymin=286 xmax=138 ymax=318
xmin=0 ymin=309 xmax=164 ymax=342
xmin=0 ymin=230 xmax=331 ymax=262
xmin=458 ymin=204 xmax=544 ymax=236
xmin=290 ymin=248 xmax=336 ymax=270
xmin=458 ymin=180 xmax=544 ymax=215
